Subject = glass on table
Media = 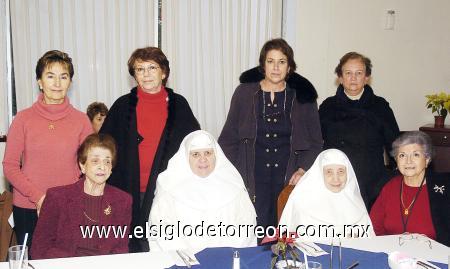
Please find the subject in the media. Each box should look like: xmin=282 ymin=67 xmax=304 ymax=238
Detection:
xmin=276 ymin=260 xmax=322 ymax=269
xmin=8 ymin=245 xmax=28 ymax=269
xmin=398 ymin=233 xmax=432 ymax=249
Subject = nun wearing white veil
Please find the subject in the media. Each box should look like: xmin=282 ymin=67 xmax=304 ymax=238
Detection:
xmin=279 ymin=149 xmax=374 ymax=241
xmin=148 ymin=130 xmax=257 ymax=252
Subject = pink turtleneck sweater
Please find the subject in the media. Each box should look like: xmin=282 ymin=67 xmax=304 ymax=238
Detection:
xmin=2 ymin=94 xmax=93 ymax=209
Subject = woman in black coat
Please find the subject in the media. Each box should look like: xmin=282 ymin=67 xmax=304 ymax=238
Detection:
xmin=319 ymin=52 xmax=400 ymax=210
xmin=219 ymin=39 xmax=322 ymax=230
xmin=100 ymin=47 xmax=200 ymax=252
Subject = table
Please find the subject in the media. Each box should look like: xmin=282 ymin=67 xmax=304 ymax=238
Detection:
xmin=173 ymin=236 xmax=448 ymax=269
xmin=0 ymin=235 xmax=448 ymax=269
xmin=419 ymin=124 xmax=450 ymax=172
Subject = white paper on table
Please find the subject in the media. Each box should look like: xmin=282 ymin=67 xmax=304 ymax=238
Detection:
xmin=173 ymin=249 xmax=200 ymax=266
xmin=22 ymin=252 xmax=175 ymax=269
xmin=294 ymin=240 xmax=328 ymax=257
xmin=388 ymin=251 xmax=441 ymax=269
xmin=339 ymin=235 xmax=449 ymax=264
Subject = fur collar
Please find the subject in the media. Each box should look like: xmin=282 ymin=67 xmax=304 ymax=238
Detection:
xmin=239 ymin=67 xmax=318 ymax=104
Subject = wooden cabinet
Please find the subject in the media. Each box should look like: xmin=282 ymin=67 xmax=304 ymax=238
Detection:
xmin=419 ymin=124 xmax=450 ymax=173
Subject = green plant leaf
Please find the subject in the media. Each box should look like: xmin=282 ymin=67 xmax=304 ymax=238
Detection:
xmin=271 ymin=256 xmax=278 ymax=269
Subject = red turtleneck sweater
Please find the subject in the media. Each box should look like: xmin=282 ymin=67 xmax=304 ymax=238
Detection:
xmin=136 ymin=86 xmax=168 ymax=192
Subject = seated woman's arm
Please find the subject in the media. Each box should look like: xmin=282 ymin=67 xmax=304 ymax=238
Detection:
xmin=233 ymin=191 xmax=257 ymax=247
xmin=148 ymin=188 xmax=189 ymax=251
xmin=110 ymin=194 xmax=132 ymax=254
xmin=31 ymin=190 xmax=71 ymax=259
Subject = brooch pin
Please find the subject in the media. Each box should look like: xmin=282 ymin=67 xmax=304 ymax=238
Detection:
xmin=104 ymin=205 xmax=112 ymax=215
xmin=433 ymin=185 xmax=445 ymax=194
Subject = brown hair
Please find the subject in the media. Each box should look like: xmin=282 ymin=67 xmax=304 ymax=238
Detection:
xmin=258 ymin=38 xmax=296 ymax=77
xmin=86 ymin=102 xmax=109 ymax=121
xmin=127 ymin=47 xmax=170 ymax=85
xmin=35 ymin=50 xmax=74 ymax=80
xmin=335 ymin=52 xmax=372 ymax=77
xmin=77 ymin=133 xmax=117 ymax=167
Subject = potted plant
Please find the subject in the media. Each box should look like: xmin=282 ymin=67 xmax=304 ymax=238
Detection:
xmin=425 ymin=92 xmax=450 ymax=127
xmin=264 ymin=231 xmax=301 ymax=269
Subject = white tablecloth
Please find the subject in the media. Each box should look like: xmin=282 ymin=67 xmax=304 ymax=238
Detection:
xmin=340 ymin=235 xmax=449 ymax=264
xmin=0 ymin=251 xmax=178 ymax=269
xmin=1 ymin=235 xmax=448 ymax=268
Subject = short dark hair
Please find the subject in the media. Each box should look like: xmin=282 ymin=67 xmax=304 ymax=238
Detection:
xmin=258 ymin=38 xmax=296 ymax=78
xmin=35 ymin=50 xmax=74 ymax=80
xmin=77 ymin=133 xmax=117 ymax=167
xmin=127 ymin=47 xmax=170 ymax=85
xmin=86 ymin=102 xmax=109 ymax=121
xmin=391 ymin=131 xmax=433 ymax=160
xmin=335 ymin=52 xmax=372 ymax=77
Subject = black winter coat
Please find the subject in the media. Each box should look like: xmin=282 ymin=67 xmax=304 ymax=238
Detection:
xmin=219 ymin=67 xmax=323 ymax=201
xmin=319 ymin=85 xmax=400 ymax=209
xmin=100 ymin=87 xmax=200 ymax=251
xmin=425 ymin=170 xmax=450 ymax=246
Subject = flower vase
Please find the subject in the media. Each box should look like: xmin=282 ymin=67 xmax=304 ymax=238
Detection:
xmin=434 ymin=115 xmax=446 ymax=127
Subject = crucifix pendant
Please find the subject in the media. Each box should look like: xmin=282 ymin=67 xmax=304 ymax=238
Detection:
xmin=404 ymin=209 xmax=409 ymax=215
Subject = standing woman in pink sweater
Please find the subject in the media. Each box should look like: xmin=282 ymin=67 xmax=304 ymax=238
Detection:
xmin=2 ymin=50 xmax=93 ymax=250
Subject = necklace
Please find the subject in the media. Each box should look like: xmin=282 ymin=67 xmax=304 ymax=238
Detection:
xmin=399 ymin=176 xmax=426 ymax=232
xmin=400 ymin=182 xmax=415 ymax=216
xmin=262 ymin=89 xmax=287 ymax=120
xmin=83 ymin=211 xmax=98 ymax=222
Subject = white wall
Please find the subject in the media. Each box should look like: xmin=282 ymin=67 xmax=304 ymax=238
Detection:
xmin=285 ymin=0 xmax=450 ymax=131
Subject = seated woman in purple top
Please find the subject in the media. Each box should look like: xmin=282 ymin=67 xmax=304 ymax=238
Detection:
xmin=31 ymin=134 xmax=132 ymax=259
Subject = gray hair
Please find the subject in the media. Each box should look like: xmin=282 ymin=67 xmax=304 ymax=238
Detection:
xmin=390 ymin=131 xmax=433 ymax=160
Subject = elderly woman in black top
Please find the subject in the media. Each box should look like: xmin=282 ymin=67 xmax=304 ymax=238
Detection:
xmin=319 ymin=52 xmax=400 ymax=210
xmin=219 ymin=38 xmax=322 ymax=229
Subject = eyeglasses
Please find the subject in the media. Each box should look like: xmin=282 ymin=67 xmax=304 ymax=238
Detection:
xmin=398 ymin=233 xmax=432 ymax=249
xmin=134 ymin=65 xmax=160 ymax=75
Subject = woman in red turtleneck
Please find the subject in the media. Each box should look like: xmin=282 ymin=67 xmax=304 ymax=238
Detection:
xmin=100 ymin=47 xmax=200 ymax=252
xmin=3 ymin=50 xmax=93 ymax=251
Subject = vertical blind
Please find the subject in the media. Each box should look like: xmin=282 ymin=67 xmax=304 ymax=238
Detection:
xmin=8 ymin=0 xmax=282 ymax=137
xmin=9 ymin=0 xmax=157 ymax=113
xmin=162 ymin=0 xmax=282 ymax=136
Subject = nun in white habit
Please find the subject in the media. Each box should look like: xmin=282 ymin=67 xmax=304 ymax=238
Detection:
xmin=279 ymin=149 xmax=374 ymax=241
xmin=148 ymin=130 xmax=257 ymax=252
